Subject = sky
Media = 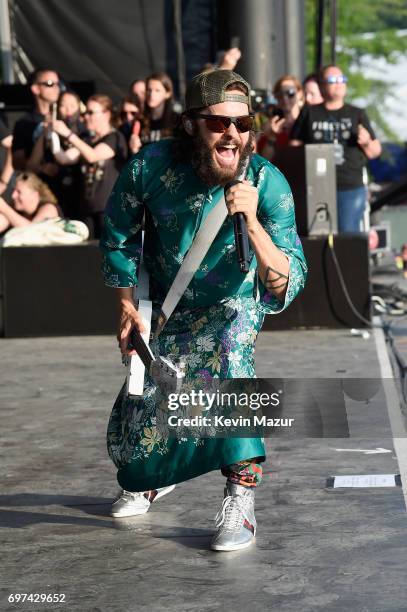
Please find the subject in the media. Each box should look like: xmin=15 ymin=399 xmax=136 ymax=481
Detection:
xmin=353 ymin=31 xmax=407 ymax=142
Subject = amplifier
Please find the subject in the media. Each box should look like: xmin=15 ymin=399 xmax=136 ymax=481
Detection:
xmin=262 ymin=234 xmax=370 ymax=330
xmin=1 ymin=242 xmax=117 ymax=337
xmin=273 ymin=144 xmax=337 ymax=236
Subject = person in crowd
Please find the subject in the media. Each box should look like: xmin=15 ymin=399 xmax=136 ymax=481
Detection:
xmin=12 ymin=68 xmax=61 ymax=172
xmin=290 ymin=64 xmax=382 ymax=232
xmin=57 ymin=90 xmax=86 ymax=134
xmin=118 ymin=94 xmax=143 ymax=157
xmin=218 ymin=47 xmax=242 ymax=71
xmin=100 ymin=69 xmax=306 ymax=552
xmin=257 ymin=75 xmax=304 ymax=160
xmin=0 ymin=117 xmax=13 ymax=195
xmin=50 ymin=94 xmax=128 ymax=239
xmin=27 ymin=90 xmax=87 ymax=218
xmin=303 ymin=73 xmax=324 ymax=106
xmin=0 ymin=171 xmax=59 ymax=234
xmin=141 ymin=72 xmax=178 ymax=145
xmin=201 ymin=47 xmax=242 ymax=73
xmin=129 ymin=78 xmax=146 ymax=111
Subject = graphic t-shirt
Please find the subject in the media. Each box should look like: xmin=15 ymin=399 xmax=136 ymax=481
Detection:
xmin=81 ymin=130 xmax=128 ymax=213
xmin=140 ymin=111 xmax=179 ymax=145
xmin=290 ymin=103 xmax=377 ymax=190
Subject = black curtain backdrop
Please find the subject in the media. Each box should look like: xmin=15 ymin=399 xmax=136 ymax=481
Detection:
xmin=12 ymin=0 xmax=216 ymax=101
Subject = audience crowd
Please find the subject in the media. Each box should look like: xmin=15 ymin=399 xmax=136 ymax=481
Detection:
xmin=0 ymin=48 xmax=381 ymax=239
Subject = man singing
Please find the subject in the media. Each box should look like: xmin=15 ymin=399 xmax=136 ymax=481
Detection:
xmin=100 ymin=70 xmax=307 ymax=551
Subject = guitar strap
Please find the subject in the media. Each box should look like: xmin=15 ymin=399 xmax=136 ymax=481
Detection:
xmin=154 ymin=152 xmax=251 ymax=337
xmin=154 ymin=191 xmax=228 ymax=337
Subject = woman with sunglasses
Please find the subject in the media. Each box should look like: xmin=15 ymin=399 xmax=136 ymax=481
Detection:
xmin=28 ymin=90 xmax=88 ymax=219
xmin=118 ymin=94 xmax=143 ymax=157
xmin=0 ymin=172 xmax=60 ymax=235
xmin=257 ymin=75 xmax=304 ymax=160
xmin=141 ymin=72 xmax=178 ymax=145
xmin=50 ymin=94 xmax=128 ymax=238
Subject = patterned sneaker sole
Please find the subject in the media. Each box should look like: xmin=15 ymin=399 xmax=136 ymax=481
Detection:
xmin=111 ymin=504 xmax=151 ymax=518
xmin=210 ymin=535 xmax=256 ymax=552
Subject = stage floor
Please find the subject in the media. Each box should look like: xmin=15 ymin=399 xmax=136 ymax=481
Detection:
xmin=1 ymin=326 xmax=407 ymax=612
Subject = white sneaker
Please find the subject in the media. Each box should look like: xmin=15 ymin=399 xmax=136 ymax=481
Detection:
xmin=210 ymin=483 xmax=256 ymax=551
xmin=111 ymin=485 xmax=176 ymax=518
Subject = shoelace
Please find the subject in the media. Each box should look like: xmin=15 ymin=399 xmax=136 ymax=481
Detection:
xmin=118 ymin=490 xmax=149 ymax=502
xmin=214 ymin=494 xmax=252 ymax=532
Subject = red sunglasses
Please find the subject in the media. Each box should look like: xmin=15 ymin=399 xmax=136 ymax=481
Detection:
xmin=193 ymin=113 xmax=255 ymax=133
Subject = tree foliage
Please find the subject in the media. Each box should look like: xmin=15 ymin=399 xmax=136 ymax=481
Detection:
xmin=305 ymin=0 xmax=407 ymax=140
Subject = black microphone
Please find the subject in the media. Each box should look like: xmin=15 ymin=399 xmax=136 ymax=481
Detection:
xmin=224 ymin=155 xmax=251 ymax=274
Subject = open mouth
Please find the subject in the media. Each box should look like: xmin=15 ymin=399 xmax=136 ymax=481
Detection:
xmin=214 ymin=143 xmax=239 ymax=167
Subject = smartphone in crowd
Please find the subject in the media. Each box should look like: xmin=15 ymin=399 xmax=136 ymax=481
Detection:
xmin=266 ymin=105 xmax=284 ymax=120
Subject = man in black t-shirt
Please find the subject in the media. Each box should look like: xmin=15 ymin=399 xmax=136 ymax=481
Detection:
xmin=12 ymin=68 xmax=61 ymax=172
xmin=291 ymin=65 xmax=381 ymax=232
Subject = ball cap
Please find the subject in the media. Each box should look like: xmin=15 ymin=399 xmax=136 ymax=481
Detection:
xmin=185 ymin=69 xmax=252 ymax=112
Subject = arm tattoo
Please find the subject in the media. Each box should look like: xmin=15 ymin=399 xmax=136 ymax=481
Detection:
xmin=264 ymin=266 xmax=289 ymax=291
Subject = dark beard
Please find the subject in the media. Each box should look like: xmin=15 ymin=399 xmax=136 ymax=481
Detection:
xmin=191 ymin=131 xmax=255 ymax=186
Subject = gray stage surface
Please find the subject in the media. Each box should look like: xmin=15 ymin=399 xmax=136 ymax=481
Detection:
xmin=1 ymin=328 xmax=407 ymax=612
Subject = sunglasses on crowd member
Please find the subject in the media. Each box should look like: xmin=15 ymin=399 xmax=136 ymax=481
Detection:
xmin=278 ymin=88 xmax=297 ymax=98
xmin=36 ymin=80 xmax=61 ymax=88
xmin=192 ymin=113 xmax=255 ymax=133
xmin=84 ymin=109 xmax=106 ymax=116
xmin=120 ymin=110 xmax=139 ymax=120
xmin=323 ymin=75 xmax=348 ymax=84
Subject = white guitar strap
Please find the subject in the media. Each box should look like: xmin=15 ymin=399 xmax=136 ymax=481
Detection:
xmin=155 ymin=152 xmax=251 ymax=336
xmin=154 ymin=192 xmax=228 ymax=337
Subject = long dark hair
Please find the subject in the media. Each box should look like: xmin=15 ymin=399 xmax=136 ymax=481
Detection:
xmin=57 ymin=90 xmax=83 ymax=132
xmin=173 ymin=81 xmax=251 ymax=163
xmin=171 ymin=118 xmax=193 ymax=164
xmin=142 ymin=72 xmax=175 ymax=139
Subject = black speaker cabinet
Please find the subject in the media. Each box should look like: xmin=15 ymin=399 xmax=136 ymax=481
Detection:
xmin=1 ymin=242 xmax=117 ymax=337
xmin=273 ymin=144 xmax=338 ymax=236
xmin=0 ymin=235 xmax=370 ymax=337
xmin=262 ymin=234 xmax=371 ymax=330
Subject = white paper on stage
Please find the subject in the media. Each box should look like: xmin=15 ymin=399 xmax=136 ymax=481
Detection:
xmin=332 ymin=474 xmax=398 ymax=488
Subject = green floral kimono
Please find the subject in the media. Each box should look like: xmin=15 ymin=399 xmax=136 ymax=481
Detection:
xmin=100 ymin=139 xmax=307 ymax=492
